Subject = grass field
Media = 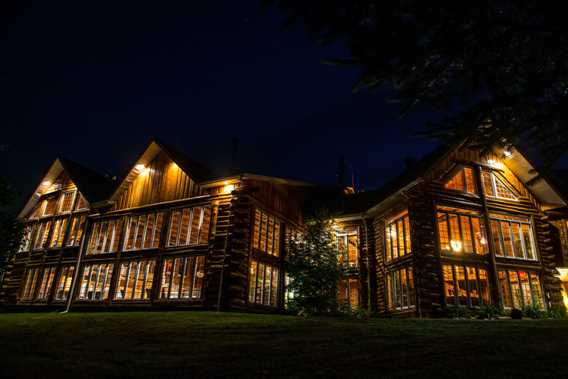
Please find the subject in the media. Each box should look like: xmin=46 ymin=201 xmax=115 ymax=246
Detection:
xmin=0 ymin=311 xmax=567 ymax=378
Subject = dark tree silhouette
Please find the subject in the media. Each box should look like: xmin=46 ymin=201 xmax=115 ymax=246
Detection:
xmin=265 ymin=1 xmax=568 ymax=164
xmin=0 ymin=177 xmax=23 ymax=276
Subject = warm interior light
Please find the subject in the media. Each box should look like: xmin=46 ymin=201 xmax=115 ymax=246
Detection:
xmin=562 ymin=289 xmax=568 ymax=311
xmin=479 ymin=237 xmax=487 ymax=245
xmin=222 ymin=184 xmax=235 ymax=194
xmin=450 ymin=240 xmax=463 ymax=252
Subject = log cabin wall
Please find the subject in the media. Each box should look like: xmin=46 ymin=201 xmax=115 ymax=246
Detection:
xmin=3 ymin=172 xmax=90 ymax=306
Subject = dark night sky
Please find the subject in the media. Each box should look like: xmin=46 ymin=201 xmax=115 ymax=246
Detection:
xmin=2 ymin=1 xmax=440 ymax=207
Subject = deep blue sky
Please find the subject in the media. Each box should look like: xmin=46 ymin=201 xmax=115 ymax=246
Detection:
xmin=2 ymin=1 xmax=440 ymax=206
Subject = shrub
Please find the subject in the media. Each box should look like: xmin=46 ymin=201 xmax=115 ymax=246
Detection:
xmin=521 ymin=305 xmax=545 ymax=319
xmin=547 ymin=306 xmax=568 ymax=320
xmin=475 ymin=305 xmax=502 ymax=320
xmin=510 ymin=308 xmax=523 ymax=320
xmin=446 ymin=306 xmax=472 ymax=319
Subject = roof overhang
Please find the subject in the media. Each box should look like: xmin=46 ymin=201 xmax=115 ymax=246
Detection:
xmin=18 ymin=159 xmax=65 ymax=219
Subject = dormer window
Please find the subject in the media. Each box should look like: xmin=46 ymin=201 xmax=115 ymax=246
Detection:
xmin=58 ymin=190 xmax=76 ymax=214
xmin=482 ymin=170 xmax=518 ymax=200
xmin=444 ymin=167 xmax=477 ymax=194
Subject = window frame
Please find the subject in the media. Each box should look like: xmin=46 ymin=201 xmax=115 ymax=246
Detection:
xmin=159 ymin=255 xmax=206 ymax=300
xmin=444 ymin=166 xmax=477 ymax=195
xmin=336 ymin=231 xmax=359 ymax=268
xmin=166 ymin=206 xmax=212 ymax=248
xmin=443 ymin=264 xmax=490 ymax=308
xmin=386 ymin=266 xmax=415 ymax=311
xmin=490 ymin=213 xmax=538 ymax=261
xmin=482 ymin=170 xmax=519 ymax=201
xmin=384 ymin=212 xmax=412 ymax=263
xmin=436 ymin=207 xmax=488 ymax=256
xmin=113 ymin=259 xmax=157 ymax=301
xmin=122 ymin=212 xmax=165 ymax=252
xmin=498 ymin=269 xmax=545 ymax=309
xmin=248 ymin=258 xmax=279 ymax=307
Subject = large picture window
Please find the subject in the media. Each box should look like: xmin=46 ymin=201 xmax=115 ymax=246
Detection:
xmin=159 ymin=256 xmax=205 ymax=299
xmin=20 ymin=267 xmax=41 ymax=301
xmin=443 ymin=265 xmax=490 ymax=307
xmin=32 ymin=221 xmax=52 ymax=250
xmin=36 ymin=266 xmax=57 ymax=300
xmin=385 ymin=212 xmax=411 ymax=262
xmin=66 ymin=215 xmax=86 ymax=247
xmin=252 ymin=209 xmax=281 ymax=257
xmin=490 ymin=214 xmax=536 ymax=260
xmin=482 ymin=170 xmax=518 ymax=200
xmin=123 ymin=212 xmax=165 ymax=251
xmin=167 ymin=207 xmax=211 ymax=247
xmin=49 ymin=218 xmax=68 ymax=248
xmin=386 ymin=267 xmax=415 ymax=311
xmin=248 ymin=259 xmax=279 ymax=307
xmin=54 ymin=265 xmax=75 ymax=301
xmin=114 ymin=260 xmax=156 ymax=300
xmin=88 ymin=219 xmax=123 ymax=254
xmin=78 ymin=263 xmax=114 ymax=301
xmin=337 ymin=232 xmax=358 ymax=267
xmin=498 ymin=270 xmax=544 ymax=309
xmin=444 ymin=167 xmax=477 ymax=194
xmin=436 ymin=206 xmax=488 ymax=255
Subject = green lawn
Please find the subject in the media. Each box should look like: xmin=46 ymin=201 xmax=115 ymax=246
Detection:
xmin=0 ymin=312 xmax=567 ymax=378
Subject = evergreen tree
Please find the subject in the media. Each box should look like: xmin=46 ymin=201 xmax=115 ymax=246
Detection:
xmin=286 ymin=211 xmax=340 ymax=315
xmin=0 ymin=177 xmax=23 ymax=278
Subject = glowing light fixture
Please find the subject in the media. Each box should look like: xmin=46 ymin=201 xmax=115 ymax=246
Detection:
xmin=222 ymin=183 xmax=235 ymax=194
xmin=42 ymin=181 xmax=51 ymax=186
xmin=450 ymin=240 xmax=463 ymax=252
xmin=503 ymin=150 xmax=513 ymax=158
xmin=135 ymin=164 xmax=146 ymax=171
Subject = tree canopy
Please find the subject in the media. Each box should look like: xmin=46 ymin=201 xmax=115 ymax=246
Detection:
xmin=265 ymin=1 xmax=568 ymax=165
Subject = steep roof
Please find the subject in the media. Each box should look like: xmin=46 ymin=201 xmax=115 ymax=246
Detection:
xmin=18 ymin=158 xmax=116 ymax=218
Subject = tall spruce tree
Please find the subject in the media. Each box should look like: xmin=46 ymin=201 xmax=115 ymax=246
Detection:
xmin=0 ymin=177 xmax=23 ymax=278
xmin=286 ymin=211 xmax=340 ymax=315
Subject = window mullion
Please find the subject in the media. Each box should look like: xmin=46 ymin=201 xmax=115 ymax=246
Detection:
xmin=451 ymin=265 xmax=458 ymax=306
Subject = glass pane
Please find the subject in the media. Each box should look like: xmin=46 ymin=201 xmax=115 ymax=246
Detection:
xmin=348 ymin=235 xmax=358 ymax=266
xmin=267 ymin=216 xmax=274 ymax=255
xmin=407 ymin=268 xmax=415 ymax=307
xmin=437 ymin=213 xmax=450 ymax=251
xmin=460 ymin=216 xmax=473 ymax=253
xmin=472 ymin=218 xmax=488 ymax=254
xmin=397 ymin=221 xmax=405 ymax=258
xmin=404 ymin=216 xmax=412 ymax=254
xmin=455 ymin=266 xmax=468 ymax=306
xmin=500 ymin=222 xmax=514 ymax=257
xmin=448 ymin=214 xmax=461 ymax=253
xmin=400 ymin=269 xmax=408 ymax=308
xmin=179 ymin=209 xmax=191 ymax=246
xmin=511 ymin=223 xmax=524 ymax=258
xmin=445 ymin=169 xmax=465 ymax=192
xmin=271 ymin=268 xmax=279 ymax=306
xmin=168 ymin=211 xmax=181 ymax=247
xmin=478 ymin=269 xmax=490 ymax=305
xmin=519 ymin=271 xmax=532 ymax=307
xmin=509 ymin=271 xmax=522 ymax=308
xmin=390 ymin=223 xmax=398 ymax=259
xmin=253 ymin=210 xmax=261 ymax=250
xmin=193 ymin=256 xmax=204 ymax=299
xmin=249 ymin=260 xmax=257 ymax=303
xmin=199 ymin=208 xmax=211 ymax=245
xmin=260 ymin=213 xmax=268 ymax=252
xmin=482 ymin=171 xmax=495 ymax=197
xmin=522 ymin=224 xmax=536 ymax=260
xmin=467 ymin=267 xmax=480 ymax=306
xmin=464 ymin=167 xmax=476 ymax=194
xmin=443 ymin=265 xmax=455 ymax=306
xmin=160 ymin=259 xmax=173 ymax=299
xmin=189 ymin=209 xmax=201 ymax=245
xmin=530 ymin=273 xmax=543 ymax=309
xmin=273 ymin=222 xmax=280 ymax=257
xmin=385 ymin=225 xmax=392 ymax=261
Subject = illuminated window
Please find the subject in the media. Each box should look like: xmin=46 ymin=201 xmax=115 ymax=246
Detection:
xmin=252 ymin=209 xmax=281 ymax=257
xmin=386 ymin=267 xmax=415 ymax=311
xmin=78 ymin=263 xmax=114 ymax=301
xmin=443 ymin=265 xmax=490 ymax=307
xmin=159 ymin=256 xmax=205 ymax=299
xmin=36 ymin=266 xmax=57 ymax=300
xmin=88 ymin=219 xmax=122 ymax=254
xmin=114 ymin=260 xmax=156 ymax=300
xmin=49 ymin=218 xmax=68 ymax=248
xmin=66 ymin=215 xmax=86 ymax=247
xmin=482 ymin=171 xmax=517 ymax=200
xmin=167 ymin=207 xmax=211 ymax=247
xmin=32 ymin=221 xmax=52 ymax=250
xmin=498 ymin=270 xmax=544 ymax=309
xmin=42 ymin=196 xmax=58 ymax=217
xmin=58 ymin=190 xmax=76 ymax=214
xmin=385 ymin=212 xmax=411 ymax=262
xmin=18 ymin=225 xmax=33 ymax=253
xmin=444 ymin=167 xmax=477 ymax=194
xmin=75 ymin=195 xmax=89 ymax=211
xmin=337 ymin=232 xmax=358 ymax=267
xmin=490 ymin=214 xmax=536 ymax=260
xmin=20 ymin=267 xmax=41 ymax=301
xmin=338 ymin=278 xmax=360 ymax=310
xmin=53 ymin=265 xmax=75 ymax=301
xmin=248 ymin=259 xmax=279 ymax=307
xmin=436 ymin=206 xmax=488 ymax=255
xmin=123 ymin=212 xmax=165 ymax=251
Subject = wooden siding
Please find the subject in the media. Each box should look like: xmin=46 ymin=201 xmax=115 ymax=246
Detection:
xmin=113 ymin=151 xmax=198 ymax=210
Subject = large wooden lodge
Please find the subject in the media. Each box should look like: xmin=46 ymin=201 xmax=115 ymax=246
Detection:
xmin=2 ymin=138 xmax=568 ymax=315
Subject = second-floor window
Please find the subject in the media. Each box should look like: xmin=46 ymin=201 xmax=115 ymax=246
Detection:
xmin=490 ymin=214 xmax=537 ymax=260
xmin=167 ymin=207 xmax=211 ymax=247
xmin=385 ymin=212 xmax=411 ymax=262
xmin=123 ymin=212 xmax=165 ymax=251
xmin=18 ymin=226 xmax=33 ymax=253
xmin=32 ymin=221 xmax=52 ymax=250
xmin=252 ymin=209 xmax=281 ymax=257
xmin=337 ymin=232 xmax=358 ymax=267
xmin=88 ymin=219 xmax=122 ymax=254
xmin=482 ymin=170 xmax=518 ymax=200
xmin=444 ymin=167 xmax=477 ymax=194
xmin=58 ymin=190 xmax=76 ymax=213
xmin=436 ymin=206 xmax=488 ymax=255
xmin=66 ymin=215 xmax=86 ymax=247
xmin=49 ymin=218 xmax=68 ymax=248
